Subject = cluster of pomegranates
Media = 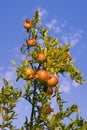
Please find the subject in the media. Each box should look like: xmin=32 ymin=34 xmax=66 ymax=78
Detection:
xmin=23 ymin=67 xmax=58 ymax=95
xmin=23 ymin=19 xmax=59 ymax=95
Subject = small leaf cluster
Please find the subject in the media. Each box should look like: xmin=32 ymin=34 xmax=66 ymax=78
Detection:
xmin=0 ymin=79 xmax=21 ymax=129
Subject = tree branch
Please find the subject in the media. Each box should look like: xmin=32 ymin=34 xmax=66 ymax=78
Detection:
xmin=30 ymin=80 xmax=37 ymax=129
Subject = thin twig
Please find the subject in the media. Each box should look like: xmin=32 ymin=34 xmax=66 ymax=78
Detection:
xmin=30 ymin=80 xmax=37 ymax=129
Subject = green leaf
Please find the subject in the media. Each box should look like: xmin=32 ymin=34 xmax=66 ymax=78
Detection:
xmin=50 ymin=38 xmax=58 ymax=46
xmin=11 ymin=60 xmax=16 ymax=66
xmin=3 ymin=78 xmax=8 ymax=86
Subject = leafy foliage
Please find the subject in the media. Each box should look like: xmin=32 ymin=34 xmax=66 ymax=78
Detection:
xmin=0 ymin=79 xmax=21 ymax=129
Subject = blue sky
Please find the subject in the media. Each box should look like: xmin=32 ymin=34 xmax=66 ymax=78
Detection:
xmin=0 ymin=0 xmax=87 ymax=128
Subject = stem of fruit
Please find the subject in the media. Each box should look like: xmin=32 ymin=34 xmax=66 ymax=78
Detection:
xmin=28 ymin=30 xmax=31 ymax=39
xmin=30 ymin=80 xmax=37 ymax=129
xmin=27 ymin=30 xmax=31 ymax=53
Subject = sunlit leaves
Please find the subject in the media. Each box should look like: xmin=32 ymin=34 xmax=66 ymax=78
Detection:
xmin=66 ymin=64 xmax=85 ymax=84
xmin=0 ymin=79 xmax=21 ymax=129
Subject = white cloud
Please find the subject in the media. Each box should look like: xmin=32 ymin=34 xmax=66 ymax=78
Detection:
xmin=59 ymin=76 xmax=71 ymax=93
xmin=46 ymin=19 xmax=68 ymax=34
xmin=53 ymin=26 xmax=61 ymax=33
xmin=46 ymin=19 xmax=57 ymax=30
xmin=5 ymin=69 xmax=15 ymax=81
xmin=59 ymin=74 xmax=80 ymax=94
xmin=38 ymin=8 xmax=47 ymax=17
xmin=46 ymin=16 xmax=83 ymax=47
xmin=13 ymin=98 xmax=32 ymax=128
xmin=72 ymin=80 xmax=79 ymax=87
xmin=61 ymin=35 xmax=68 ymax=43
xmin=59 ymin=74 xmax=71 ymax=93
xmin=61 ymin=29 xmax=83 ymax=47
xmin=0 ymin=67 xmax=16 ymax=89
xmin=0 ymin=66 xmax=4 ymax=71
